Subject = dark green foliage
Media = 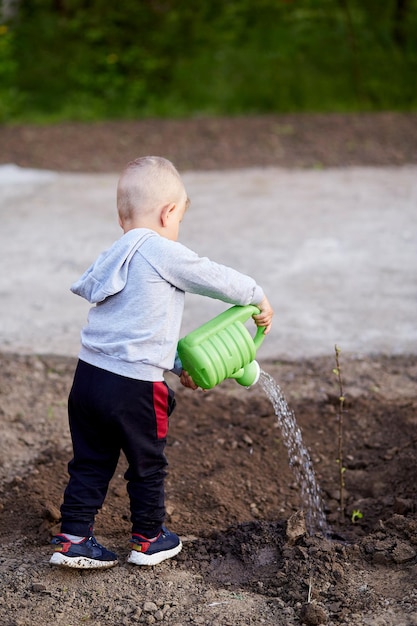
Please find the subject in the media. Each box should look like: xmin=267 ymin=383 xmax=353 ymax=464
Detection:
xmin=0 ymin=0 xmax=416 ymax=122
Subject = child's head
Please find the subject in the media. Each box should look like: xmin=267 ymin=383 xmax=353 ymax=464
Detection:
xmin=117 ymin=156 xmax=189 ymax=240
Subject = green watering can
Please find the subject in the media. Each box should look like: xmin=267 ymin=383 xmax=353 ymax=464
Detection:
xmin=177 ymin=305 xmax=266 ymax=389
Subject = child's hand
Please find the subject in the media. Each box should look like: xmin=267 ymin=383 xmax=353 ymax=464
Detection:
xmin=253 ymin=296 xmax=274 ymax=335
xmin=180 ymin=370 xmax=199 ymax=390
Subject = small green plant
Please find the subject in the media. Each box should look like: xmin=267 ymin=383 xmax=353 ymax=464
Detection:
xmin=333 ymin=345 xmax=346 ymax=523
xmin=307 ymin=575 xmax=313 ymax=603
xmin=351 ymin=509 xmax=363 ymax=523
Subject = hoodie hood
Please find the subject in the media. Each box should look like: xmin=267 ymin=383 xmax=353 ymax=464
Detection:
xmin=71 ymin=229 xmax=155 ymax=303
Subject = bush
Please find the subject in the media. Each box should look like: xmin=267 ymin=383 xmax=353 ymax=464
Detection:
xmin=1 ymin=0 xmax=416 ymax=122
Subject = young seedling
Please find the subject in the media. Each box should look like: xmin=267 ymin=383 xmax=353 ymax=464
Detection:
xmin=351 ymin=509 xmax=363 ymax=524
xmin=333 ymin=345 xmax=346 ymax=523
xmin=307 ymin=575 xmax=313 ymax=603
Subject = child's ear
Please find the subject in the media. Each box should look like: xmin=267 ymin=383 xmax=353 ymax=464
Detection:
xmin=160 ymin=202 xmax=176 ymax=227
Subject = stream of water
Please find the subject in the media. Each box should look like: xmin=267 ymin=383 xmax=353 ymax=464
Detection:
xmin=259 ymin=369 xmax=329 ymax=536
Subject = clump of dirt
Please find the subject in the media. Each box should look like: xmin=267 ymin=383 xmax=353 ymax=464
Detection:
xmin=0 ymin=352 xmax=416 ymax=625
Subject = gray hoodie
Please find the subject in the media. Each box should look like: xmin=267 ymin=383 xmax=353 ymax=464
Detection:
xmin=71 ymin=228 xmax=264 ymax=381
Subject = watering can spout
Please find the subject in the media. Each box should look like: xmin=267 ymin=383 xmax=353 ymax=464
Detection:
xmin=232 ymin=360 xmax=261 ymax=387
xmin=177 ymin=305 xmax=266 ymax=390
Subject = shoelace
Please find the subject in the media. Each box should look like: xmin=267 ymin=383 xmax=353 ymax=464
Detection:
xmin=87 ymin=536 xmax=100 ymax=548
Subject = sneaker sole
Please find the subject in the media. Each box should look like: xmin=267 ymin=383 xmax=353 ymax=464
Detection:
xmin=127 ymin=541 xmax=182 ymax=566
xmin=49 ymin=552 xmax=118 ymax=569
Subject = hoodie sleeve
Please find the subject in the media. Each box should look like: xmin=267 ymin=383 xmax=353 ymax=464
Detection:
xmin=139 ymin=237 xmax=265 ymax=306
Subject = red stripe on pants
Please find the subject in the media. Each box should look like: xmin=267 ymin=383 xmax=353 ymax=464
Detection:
xmin=153 ymin=382 xmax=169 ymax=439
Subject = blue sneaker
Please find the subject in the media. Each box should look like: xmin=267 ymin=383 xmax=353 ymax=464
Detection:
xmin=49 ymin=534 xmax=118 ymax=569
xmin=128 ymin=527 xmax=182 ymax=566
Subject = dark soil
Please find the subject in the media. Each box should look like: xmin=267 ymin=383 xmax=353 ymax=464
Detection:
xmin=0 ymin=114 xmax=416 ymax=625
xmin=1 ymin=112 xmax=416 ymax=173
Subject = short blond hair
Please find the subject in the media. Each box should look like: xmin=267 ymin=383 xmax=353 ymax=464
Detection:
xmin=117 ymin=156 xmax=185 ymax=222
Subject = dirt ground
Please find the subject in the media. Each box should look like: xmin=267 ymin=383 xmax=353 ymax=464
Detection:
xmin=1 ymin=114 xmax=417 ymax=625
xmin=1 ymin=112 xmax=417 ymax=173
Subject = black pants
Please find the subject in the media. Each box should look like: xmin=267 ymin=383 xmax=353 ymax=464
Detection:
xmin=60 ymin=360 xmax=176 ymax=538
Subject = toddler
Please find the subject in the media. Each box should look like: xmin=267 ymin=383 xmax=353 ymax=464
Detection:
xmin=50 ymin=156 xmax=273 ymax=569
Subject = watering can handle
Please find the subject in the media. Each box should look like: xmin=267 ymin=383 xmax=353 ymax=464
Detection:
xmin=181 ymin=304 xmax=266 ymax=348
xmin=253 ymin=323 xmax=266 ymax=350
xmin=234 ymin=304 xmax=266 ymax=350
